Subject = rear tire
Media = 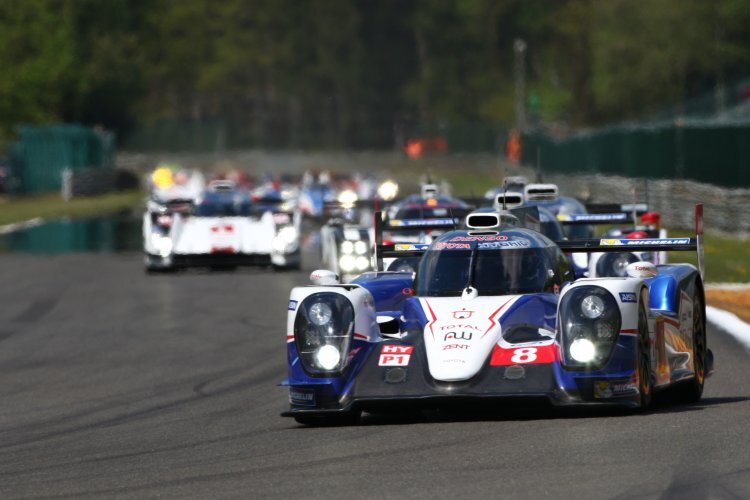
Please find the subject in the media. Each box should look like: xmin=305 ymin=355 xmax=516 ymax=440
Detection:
xmin=674 ymin=287 xmax=706 ymax=403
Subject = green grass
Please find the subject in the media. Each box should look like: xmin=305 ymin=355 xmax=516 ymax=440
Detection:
xmin=668 ymin=230 xmax=750 ymax=284
xmin=0 ymin=190 xmax=145 ymax=226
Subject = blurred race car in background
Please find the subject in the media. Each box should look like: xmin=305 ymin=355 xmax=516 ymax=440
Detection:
xmin=143 ymin=179 xmax=301 ymax=272
xmin=281 ymin=204 xmax=711 ymax=425
xmin=318 ymin=178 xmax=399 ymax=280
xmin=559 ymin=206 xmax=668 ymax=278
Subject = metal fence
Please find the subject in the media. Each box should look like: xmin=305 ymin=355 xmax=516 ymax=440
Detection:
xmin=521 ymin=120 xmax=750 ymax=188
xmin=9 ymin=124 xmax=116 ymax=194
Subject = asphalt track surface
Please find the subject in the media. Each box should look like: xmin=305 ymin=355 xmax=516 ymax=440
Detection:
xmin=1 ymin=252 xmax=750 ymax=499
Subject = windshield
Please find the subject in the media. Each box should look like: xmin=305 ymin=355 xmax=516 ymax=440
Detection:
xmin=194 ymin=199 xmax=253 ymax=216
xmin=415 ymin=246 xmax=558 ymax=297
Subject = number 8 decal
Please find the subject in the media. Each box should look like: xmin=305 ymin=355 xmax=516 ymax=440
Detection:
xmin=511 ymin=347 xmax=538 ymax=363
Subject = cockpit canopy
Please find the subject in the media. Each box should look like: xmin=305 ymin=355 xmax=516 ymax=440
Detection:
xmin=415 ymin=229 xmax=572 ymax=297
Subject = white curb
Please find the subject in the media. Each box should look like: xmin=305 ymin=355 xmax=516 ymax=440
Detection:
xmin=706 ymin=305 xmax=750 ymax=351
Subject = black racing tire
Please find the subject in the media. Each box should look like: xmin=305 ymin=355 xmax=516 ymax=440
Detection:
xmin=673 ymin=285 xmax=706 ymax=404
xmin=293 ymin=410 xmax=361 ymax=427
xmin=635 ymin=295 xmax=652 ymax=410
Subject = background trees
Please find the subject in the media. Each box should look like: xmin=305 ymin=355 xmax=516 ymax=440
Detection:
xmin=1 ymin=0 xmax=749 ymax=148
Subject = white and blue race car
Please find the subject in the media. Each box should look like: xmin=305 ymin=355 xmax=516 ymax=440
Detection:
xmin=282 ymin=205 xmax=711 ymax=425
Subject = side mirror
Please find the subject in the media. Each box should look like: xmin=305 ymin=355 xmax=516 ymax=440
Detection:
xmin=310 ymin=269 xmax=340 ymax=285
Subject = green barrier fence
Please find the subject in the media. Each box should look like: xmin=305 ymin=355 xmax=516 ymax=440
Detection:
xmin=521 ymin=121 xmax=750 ymax=188
xmin=9 ymin=124 xmax=116 ymax=194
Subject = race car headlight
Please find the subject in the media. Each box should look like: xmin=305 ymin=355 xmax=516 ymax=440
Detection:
xmin=354 ymin=240 xmax=367 ymax=255
xmin=569 ymin=338 xmax=596 ymax=363
xmin=377 ymin=180 xmax=399 ymax=201
xmin=309 ymin=302 xmax=333 ymax=325
xmin=294 ymin=293 xmax=354 ymax=376
xmin=341 ymin=240 xmax=354 ymax=254
xmin=337 ymin=190 xmax=358 ymax=208
xmin=560 ymin=286 xmax=620 ymax=369
xmin=355 ymin=256 xmax=370 ymax=271
xmin=152 ymin=234 xmax=173 ymax=257
xmin=314 ymin=345 xmax=341 ymax=370
xmin=273 ymin=226 xmax=298 ymax=253
xmin=339 ymin=255 xmax=356 ymax=272
xmin=581 ymin=295 xmax=605 ymax=319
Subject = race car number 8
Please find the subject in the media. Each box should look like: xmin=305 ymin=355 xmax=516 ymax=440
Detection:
xmin=510 ymin=347 xmax=538 ymax=363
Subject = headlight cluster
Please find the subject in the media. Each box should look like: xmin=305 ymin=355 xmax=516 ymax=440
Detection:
xmin=273 ymin=225 xmax=299 ymax=253
xmin=294 ymin=293 xmax=354 ymax=375
xmin=560 ymin=286 xmax=621 ymax=368
xmin=596 ymin=252 xmax=639 ymax=277
xmin=151 ymin=233 xmax=173 ymax=257
xmin=339 ymin=240 xmax=370 ymax=273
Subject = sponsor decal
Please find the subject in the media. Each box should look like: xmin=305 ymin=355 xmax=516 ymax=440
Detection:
xmin=402 ymin=288 xmax=414 ymax=296
xmin=568 ymin=213 xmax=628 ymax=222
xmin=593 ymin=380 xmax=638 ymax=399
xmin=449 ymin=235 xmax=508 ymax=242
xmin=444 ymin=331 xmax=473 ymax=341
xmin=394 ymin=243 xmax=430 ymax=251
xmin=477 ymin=240 xmax=531 ymax=249
xmin=288 ymin=300 xmax=298 ymax=311
xmin=489 ymin=345 xmax=556 ymax=366
xmin=439 ymin=324 xmax=481 ymax=332
xmin=443 ymin=343 xmax=470 ymax=350
xmin=289 ymin=389 xmax=316 ymax=406
xmin=378 ymin=345 xmax=414 ymax=366
xmin=600 ymin=238 xmax=691 ymax=246
xmin=434 ymin=242 xmax=471 ymax=250
xmin=452 ymin=309 xmax=474 ymax=319
xmin=389 ymin=218 xmax=457 ymax=227
xmin=619 ymin=292 xmax=637 ymax=303
xmin=600 ymin=239 xmax=621 ymax=246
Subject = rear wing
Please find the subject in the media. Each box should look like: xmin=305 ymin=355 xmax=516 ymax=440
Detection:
xmin=557 ymin=213 xmax=634 ymax=225
xmin=373 ymin=211 xmax=438 ymax=270
xmin=558 ymin=204 xmax=704 ymax=279
xmin=586 ymin=203 xmax=649 ymax=215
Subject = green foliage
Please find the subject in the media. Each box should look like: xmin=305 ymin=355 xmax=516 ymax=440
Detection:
xmin=2 ymin=0 xmax=750 ymax=148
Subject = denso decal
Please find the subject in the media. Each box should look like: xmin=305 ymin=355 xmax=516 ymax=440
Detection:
xmin=619 ymin=293 xmax=637 ymax=303
xmin=449 ymin=235 xmax=508 ymax=242
xmin=477 ymin=240 xmax=530 ymax=249
xmin=434 ymin=242 xmax=471 ymax=250
xmin=288 ymin=300 xmax=298 ymax=311
xmin=444 ymin=331 xmax=473 ymax=341
xmin=378 ymin=345 xmax=414 ymax=366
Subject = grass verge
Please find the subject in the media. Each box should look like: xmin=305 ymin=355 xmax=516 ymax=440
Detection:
xmin=0 ymin=190 xmax=145 ymax=226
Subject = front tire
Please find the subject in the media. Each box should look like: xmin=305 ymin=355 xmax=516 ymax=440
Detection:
xmin=635 ymin=298 xmax=652 ymax=410
xmin=674 ymin=286 xmax=706 ymax=403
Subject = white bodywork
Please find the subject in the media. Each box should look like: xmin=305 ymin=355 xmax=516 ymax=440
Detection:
xmin=287 ymin=285 xmax=380 ymax=344
xmin=144 ymin=208 xmax=301 ymax=267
